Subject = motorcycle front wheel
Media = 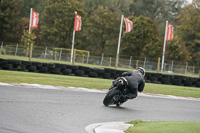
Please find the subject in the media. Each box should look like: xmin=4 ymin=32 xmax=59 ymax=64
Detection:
xmin=103 ymin=87 xmax=120 ymax=106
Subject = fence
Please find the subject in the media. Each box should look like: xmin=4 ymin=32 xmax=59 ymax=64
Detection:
xmin=0 ymin=42 xmax=199 ymax=77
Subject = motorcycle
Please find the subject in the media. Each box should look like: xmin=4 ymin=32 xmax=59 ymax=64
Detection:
xmin=103 ymin=77 xmax=129 ymax=106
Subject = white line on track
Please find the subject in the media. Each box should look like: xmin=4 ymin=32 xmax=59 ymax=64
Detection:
xmin=0 ymin=82 xmax=200 ymax=101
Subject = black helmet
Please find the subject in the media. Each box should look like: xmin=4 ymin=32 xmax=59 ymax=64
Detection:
xmin=137 ymin=67 xmax=145 ymax=77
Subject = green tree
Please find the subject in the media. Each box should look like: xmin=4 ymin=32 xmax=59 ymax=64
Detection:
xmin=166 ymin=35 xmax=191 ymax=62
xmin=121 ymin=16 xmax=162 ymax=58
xmin=40 ymin=0 xmax=85 ymax=48
xmin=16 ymin=17 xmax=29 ymax=42
xmin=21 ymin=30 xmax=36 ymax=56
xmin=129 ymin=0 xmax=185 ymax=19
xmin=129 ymin=0 xmax=164 ymax=19
xmin=0 ymin=0 xmax=24 ymax=42
xmin=21 ymin=0 xmax=45 ymax=18
xmin=80 ymin=0 xmax=131 ymax=16
xmin=176 ymin=1 xmax=200 ymax=65
xmin=129 ymin=0 xmax=185 ymax=37
xmin=86 ymin=5 xmax=120 ymax=54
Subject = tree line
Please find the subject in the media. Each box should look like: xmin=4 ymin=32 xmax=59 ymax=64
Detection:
xmin=0 ymin=0 xmax=199 ymax=65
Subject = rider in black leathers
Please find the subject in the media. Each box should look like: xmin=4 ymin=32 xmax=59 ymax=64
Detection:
xmin=112 ymin=67 xmax=145 ymax=103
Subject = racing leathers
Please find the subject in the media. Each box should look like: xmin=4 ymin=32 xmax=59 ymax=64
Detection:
xmin=121 ymin=71 xmax=145 ymax=100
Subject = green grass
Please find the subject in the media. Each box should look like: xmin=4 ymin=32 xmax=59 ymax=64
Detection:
xmin=0 ymin=70 xmax=200 ymax=98
xmin=126 ymin=120 xmax=200 ymax=133
xmin=0 ymin=70 xmax=111 ymax=89
xmin=142 ymin=83 xmax=200 ymax=98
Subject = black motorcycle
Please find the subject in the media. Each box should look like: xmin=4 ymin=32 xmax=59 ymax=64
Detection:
xmin=103 ymin=77 xmax=129 ymax=106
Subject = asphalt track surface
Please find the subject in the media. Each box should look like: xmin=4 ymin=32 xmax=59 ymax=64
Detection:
xmin=0 ymin=85 xmax=200 ymax=133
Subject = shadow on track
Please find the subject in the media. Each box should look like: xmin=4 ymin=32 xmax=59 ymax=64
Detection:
xmin=102 ymin=105 xmax=136 ymax=112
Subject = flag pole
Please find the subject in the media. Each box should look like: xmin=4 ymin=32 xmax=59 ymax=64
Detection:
xmin=29 ymin=8 xmax=32 ymax=34
xmin=28 ymin=8 xmax=33 ymax=61
xmin=115 ymin=15 xmax=124 ymax=69
xmin=71 ymin=11 xmax=77 ymax=64
xmin=161 ymin=21 xmax=168 ymax=72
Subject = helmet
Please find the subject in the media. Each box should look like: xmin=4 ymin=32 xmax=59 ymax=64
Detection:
xmin=137 ymin=67 xmax=145 ymax=77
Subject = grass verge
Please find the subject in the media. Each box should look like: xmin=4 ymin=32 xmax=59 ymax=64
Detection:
xmin=126 ymin=120 xmax=200 ymax=133
xmin=0 ymin=70 xmax=200 ymax=98
xmin=0 ymin=70 xmax=111 ymax=89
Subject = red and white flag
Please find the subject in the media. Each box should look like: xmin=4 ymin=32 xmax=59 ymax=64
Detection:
xmin=166 ymin=23 xmax=173 ymax=41
xmin=74 ymin=14 xmax=82 ymax=31
xmin=31 ymin=10 xmax=39 ymax=28
xmin=124 ymin=18 xmax=133 ymax=33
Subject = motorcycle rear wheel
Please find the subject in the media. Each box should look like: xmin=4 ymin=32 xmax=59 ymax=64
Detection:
xmin=103 ymin=87 xmax=120 ymax=106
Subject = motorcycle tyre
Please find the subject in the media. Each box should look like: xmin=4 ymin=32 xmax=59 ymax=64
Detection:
xmin=103 ymin=87 xmax=120 ymax=106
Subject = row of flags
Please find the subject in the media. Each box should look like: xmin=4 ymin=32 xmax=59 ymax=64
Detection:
xmin=29 ymin=8 xmax=173 ymax=69
xmin=29 ymin=9 xmax=173 ymax=41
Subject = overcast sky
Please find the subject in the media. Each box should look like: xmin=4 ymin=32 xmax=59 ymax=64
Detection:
xmin=188 ymin=0 xmax=192 ymax=4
